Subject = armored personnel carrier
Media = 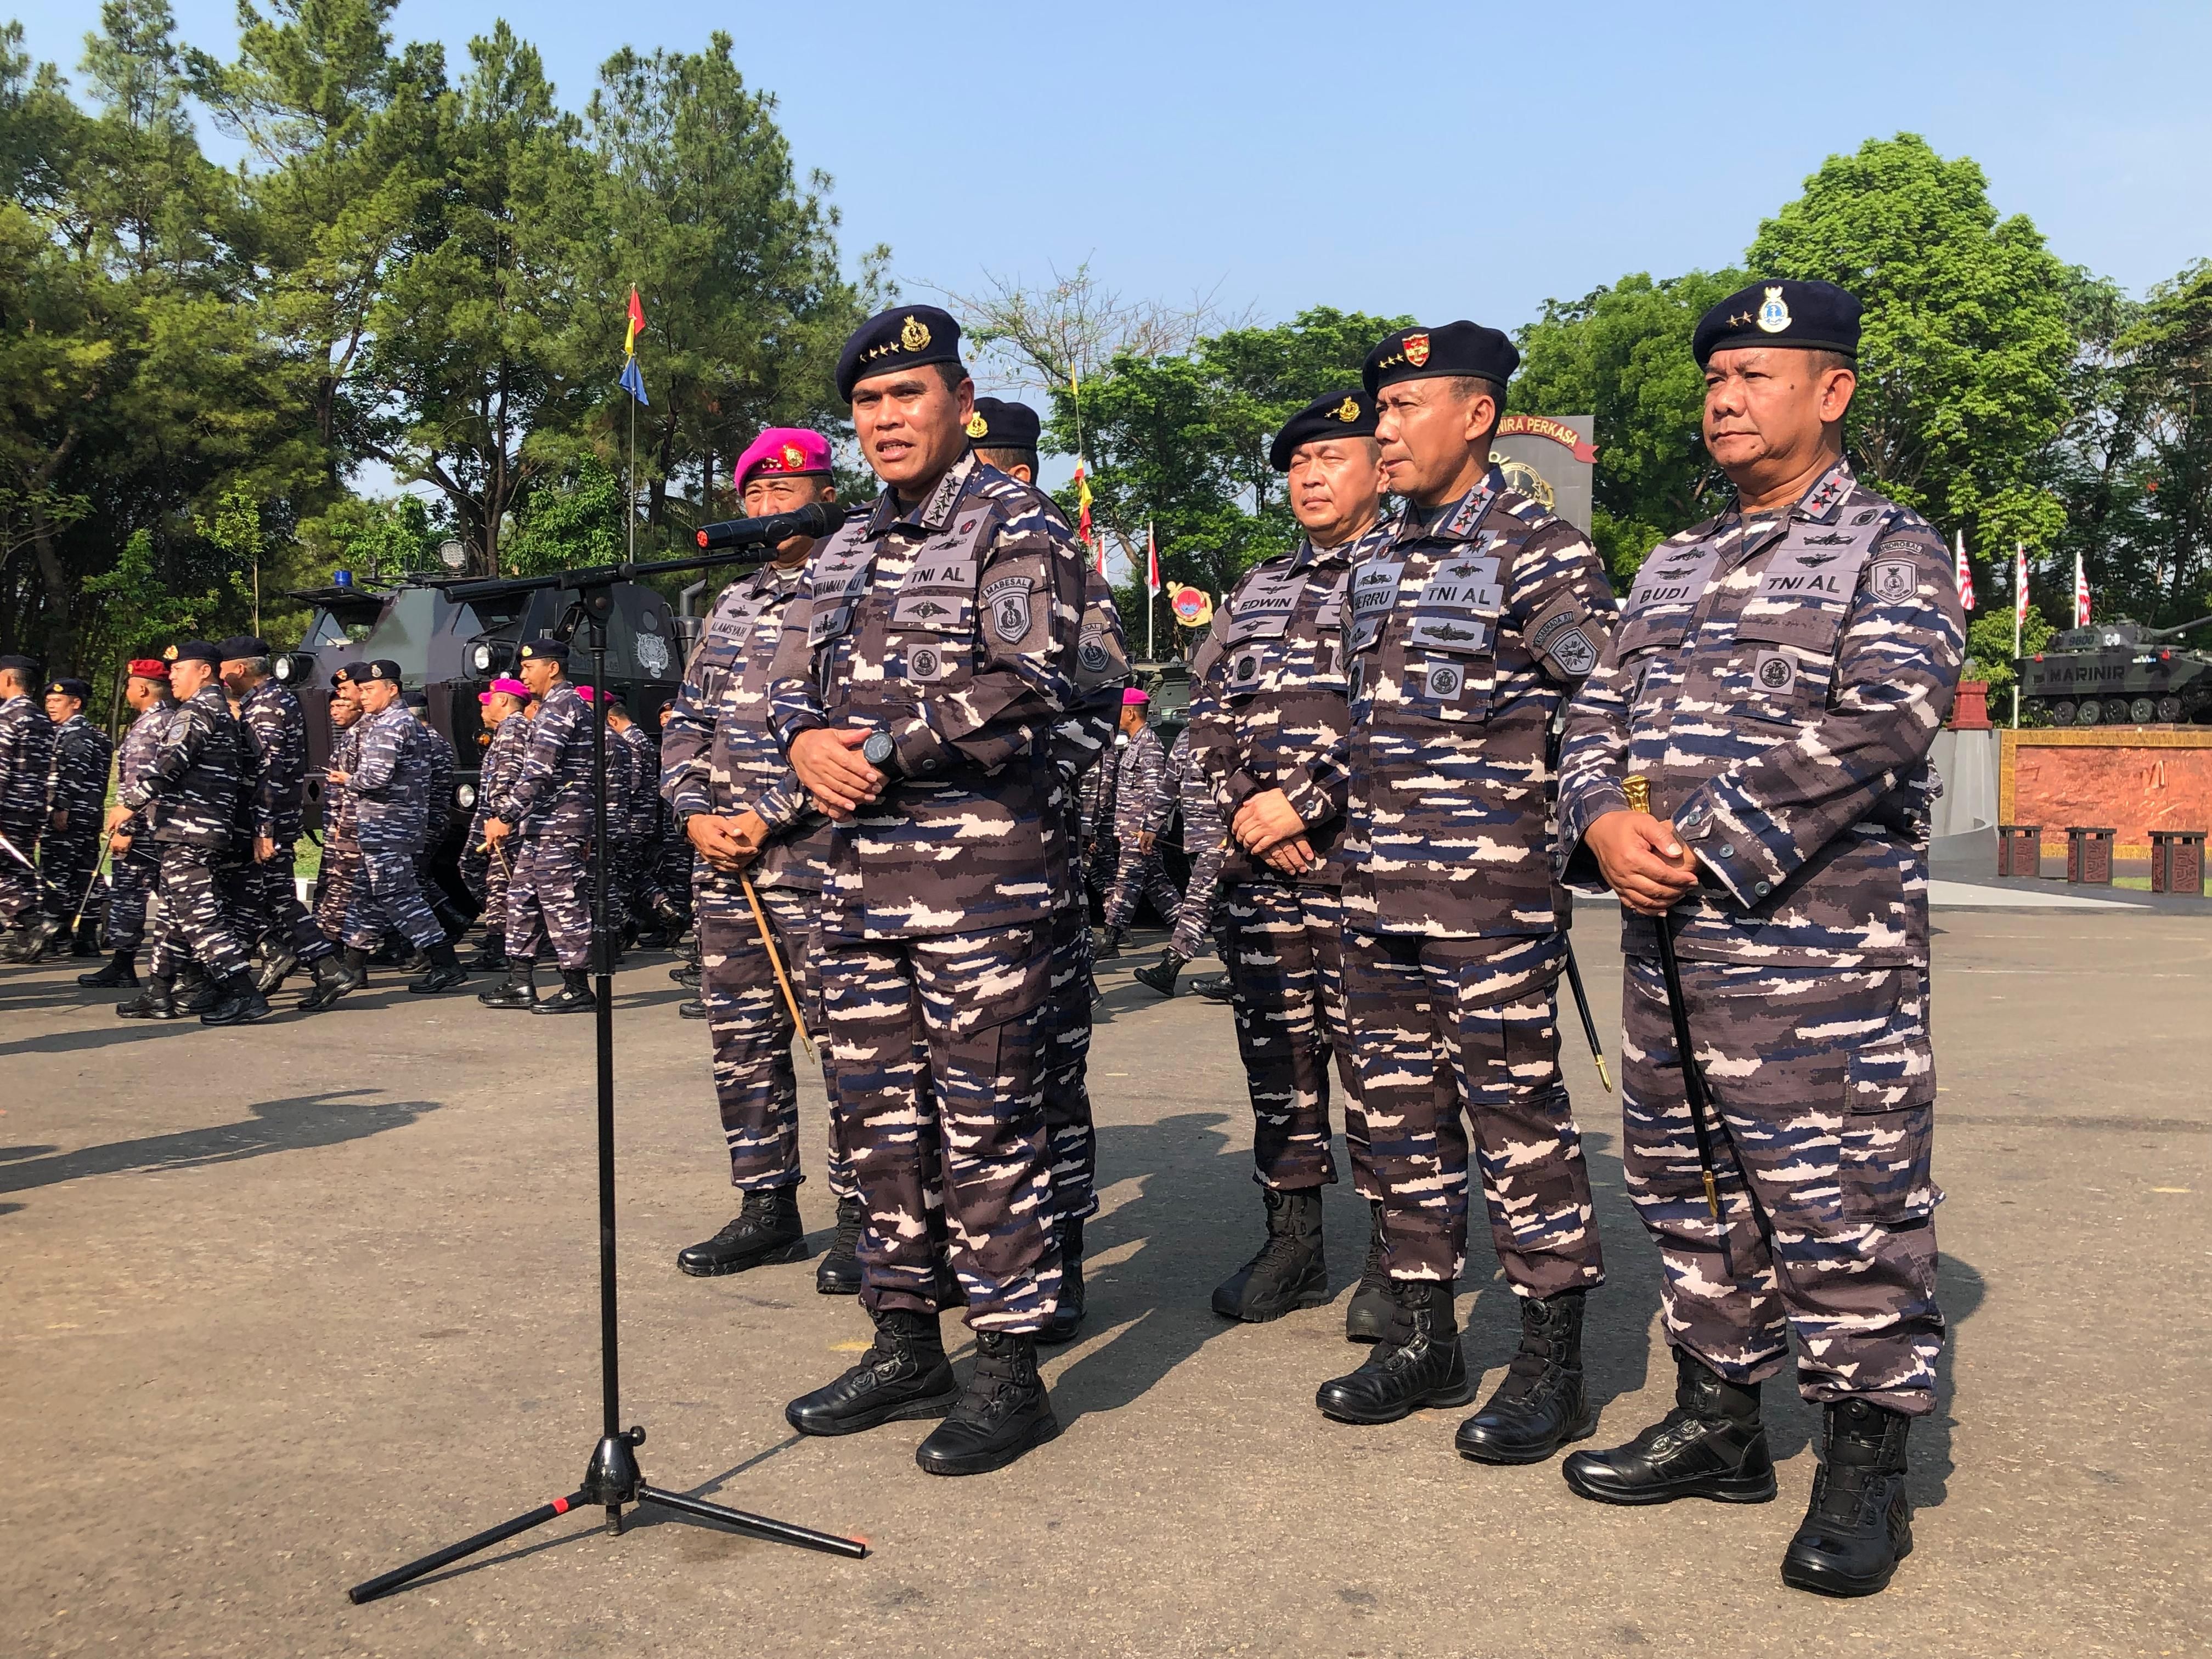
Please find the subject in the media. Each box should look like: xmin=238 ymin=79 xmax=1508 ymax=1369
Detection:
xmin=2017 ymin=616 xmax=2212 ymax=726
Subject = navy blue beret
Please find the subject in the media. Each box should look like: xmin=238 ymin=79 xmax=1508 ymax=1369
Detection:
xmin=1363 ymin=321 xmax=1519 ymax=396
xmin=1269 ymin=388 xmax=1379 ymax=471
xmin=1694 ymin=280 xmax=1861 ymax=366
xmin=837 ymin=306 xmax=963 ymax=402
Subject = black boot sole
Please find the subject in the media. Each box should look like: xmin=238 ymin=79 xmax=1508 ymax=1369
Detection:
xmin=1780 ymin=1527 xmax=1912 ymax=1598
xmin=1455 ymin=1404 xmax=1600 ymax=1466
xmin=1314 ymin=1372 xmax=1479 ymax=1426
xmin=202 ymin=1003 xmax=275 ymax=1026
xmin=815 ymin=1267 xmax=862 ymax=1295
xmin=1560 ymin=1457 xmax=1780 ymax=1507
xmin=786 ymin=1379 xmax=960 ymax=1438
xmin=1213 ymin=1279 xmax=1332 ymax=1323
xmin=406 ymin=970 xmax=470 ymax=994
xmin=676 ymin=1237 xmax=809 ymax=1277
xmin=915 ymin=1408 xmax=1062 ymax=1476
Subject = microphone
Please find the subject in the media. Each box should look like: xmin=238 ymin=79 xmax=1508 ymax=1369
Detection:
xmin=695 ymin=501 xmax=847 ymax=550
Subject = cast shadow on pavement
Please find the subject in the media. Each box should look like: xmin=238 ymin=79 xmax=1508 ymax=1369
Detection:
xmin=0 ymin=1088 xmax=439 ymax=1201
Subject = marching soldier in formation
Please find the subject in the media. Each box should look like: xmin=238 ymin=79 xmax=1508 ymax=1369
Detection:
xmin=1314 ymin=324 xmax=1615 ymax=1470
xmin=771 ymin=307 xmax=1086 ymax=1474
xmin=464 ymin=678 xmax=533 ymax=972
xmin=974 ymin=393 xmax=1130 ymax=1343
xmin=403 ymin=689 xmax=470 ymax=946
xmin=1555 ymin=280 xmax=1959 ymax=1598
xmin=659 ymin=427 xmax=850 ymax=1283
xmin=480 ymin=638 xmax=598 ymax=1014
xmin=0 ymin=654 xmax=56 ymax=957
xmin=1076 ymin=709 xmax=1120 ymax=911
xmin=80 ymin=659 xmax=173 ymax=988
xmin=1098 ymin=687 xmax=1176 ymax=955
xmin=36 ymin=675 xmax=112 ymax=958
xmin=1130 ymin=723 xmax=1225 ymax=998
xmin=299 ymin=673 xmax=368 ymax=1009
xmin=603 ymin=696 xmax=665 ymax=943
xmin=108 ymin=641 xmax=268 ymax=1025
xmin=330 ymin=661 xmax=468 ymax=995
xmin=221 ymin=637 xmax=336 ymax=996
xmin=1184 ymin=388 xmax=1395 ymax=1331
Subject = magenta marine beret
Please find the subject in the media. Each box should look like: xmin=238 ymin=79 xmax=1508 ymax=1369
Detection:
xmin=1122 ymin=687 xmax=1150 ymax=706
xmin=734 ymin=427 xmax=832 ymax=489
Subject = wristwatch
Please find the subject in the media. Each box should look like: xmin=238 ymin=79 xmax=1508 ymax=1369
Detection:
xmin=861 ymin=730 xmax=899 ymax=774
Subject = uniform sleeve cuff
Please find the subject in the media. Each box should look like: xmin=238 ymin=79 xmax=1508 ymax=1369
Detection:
xmin=889 ymin=716 xmax=953 ymax=780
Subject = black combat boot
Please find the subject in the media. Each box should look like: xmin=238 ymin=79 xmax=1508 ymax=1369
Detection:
xmin=71 ymin=918 xmax=100 ymax=957
xmin=182 ymin=968 xmax=225 ymax=1014
xmin=476 ymin=966 xmax=537 ymax=1009
xmin=785 ymin=1308 xmax=957 ymax=1437
xmin=1211 ymin=1185 xmax=1329 ymax=1322
xmin=1133 ymin=949 xmax=1187 ymax=997
xmin=1780 ymin=1398 xmax=1914 ymax=1598
xmin=1455 ymin=1289 xmax=1597 ymax=1464
xmin=296 ymin=951 xmax=360 ymax=1012
xmin=676 ymin=1189 xmax=808 ymax=1277
xmin=465 ymin=934 xmax=507 ymax=972
xmin=1344 ymin=1200 xmax=1392 ymax=1342
xmin=914 ymin=1331 xmax=1061 ymax=1476
xmin=253 ymin=944 xmax=299 ymax=995
xmin=1040 ymin=1218 xmax=1086 ymax=1345
xmin=1096 ymin=927 xmax=1124 ymax=960
xmin=202 ymin=969 xmax=273 ymax=1026
xmin=406 ymin=939 xmax=470 ymax=994
xmin=116 ymin=974 xmax=182 ymax=1019
xmin=532 ymin=968 xmax=594 ymax=1013
xmin=1314 ymin=1279 xmax=1475 ymax=1424
xmin=678 ymin=997 xmax=708 ymax=1019
xmin=669 ymin=961 xmax=699 ymax=985
xmin=79 ymin=950 xmax=138 ymax=989
xmin=816 ymin=1198 xmax=865 ymax=1295
xmin=1561 ymin=1346 xmax=1777 ymax=1506
xmin=1188 ymin=971 xmax=1234 ymax=1003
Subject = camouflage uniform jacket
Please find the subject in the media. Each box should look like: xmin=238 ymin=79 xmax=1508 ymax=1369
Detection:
xmin=1077 ymin=738 xmax=1119 ymax=850
xmin=1341 ymin=465 xmax=1615 ymax=940
xmin=348 ymin=703 xmax=432 ymax=849
xmin=505 ymin=682 xmax=595 ymax=841
xmin=767 ymin=454 xmax=1090 ymax=939
xmin=115 ymin=699 xmax=175 ymax=833
xmin=1048 ymin=564 xmax=1131 ymax=804
xmin=1141 ymin=727 xmax=1206 ymax=839
xmin=117 ymin=684 xmax=244 ymax=849
xmin=420 ymin=719 xmax=455 ymax=849
xmin=661 ymin=561 xmax=830 ymax=891
xmin=1185 ymin=520 xmax=1394 ymax=888
xmin=1110 ymin=721 xmax=1169 ymax=849
xmin=326 ymin=721 xmax=364 ymax=842
xmin=237 ymin=679 xmax=309 ymax=841
xmin=44 ymin=713 xmax=114 ymax=840
xmin=612 ymin=724 xmax=661 ymax=846
xmin=1555 ymin=460 xmax=1963 ymax=969
xmin=0 ymin=694 xmax=56 ymax=840
xmin=478 ymin=711 xmax=533 ymax=830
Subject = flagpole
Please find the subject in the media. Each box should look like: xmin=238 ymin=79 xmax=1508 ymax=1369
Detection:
xmin=2013 ymin=541 xmax=2024 ymax=730
xmin=1146 ymin=518 xmax=1155 ymax=661
xmin=628 ymin=392 xmax=637 ymax=565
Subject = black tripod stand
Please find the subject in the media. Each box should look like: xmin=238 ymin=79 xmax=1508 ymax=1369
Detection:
xmin=350 ymin=509 xmax=864 ymax=1605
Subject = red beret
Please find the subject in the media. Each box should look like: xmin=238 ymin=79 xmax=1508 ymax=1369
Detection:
xmin=129 ymin=658 xmax=170 ymax=679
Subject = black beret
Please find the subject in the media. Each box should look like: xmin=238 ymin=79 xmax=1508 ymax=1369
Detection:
xmin=400 ymin=689 xmax=427 ymax=709
xmin=517 ymin=635 xmax=569 ymax=664
xmin=46 ymin=676 xmax=92 ymax=701
xmin=170 ymin=640 xmax=224 ymax=665
xmin=356 ymin=659 xmax=402 ymax=684
xmin=1269 ymin=389 xmax=1379 ymax=471
xmin=1363 ymin=321 xmax=1519 ymax=396
xmin=966 ymin=396 xmax=1041 ymax=452
xmin=331 ymin=659 xmax=371 ymax=685
xmin=1693 ymin=280 xmax=1861 ymax=366
xmin=0 ymin=653 xmax=38 ymax=678
xmin=836 ymin=306 xmax=963 ymax=402
xmin=217 ymin=635 xmax=271 ymax=661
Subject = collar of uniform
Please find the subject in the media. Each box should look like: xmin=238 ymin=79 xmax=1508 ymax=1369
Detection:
xmin=866 ymin=452 xmax=979 ymax=539
xmin=748 ymin=559 xmax=807 ymax=596
xmin=1292 ymin=515 xmax=1384 ymax=574
xmin=1719 ymin=454 xmax=1858 ymax=537
xmin=1387 ymin=464 xmax=1504 ymax=550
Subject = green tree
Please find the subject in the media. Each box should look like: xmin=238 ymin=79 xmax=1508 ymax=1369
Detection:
xmin=504 ymin=456 xmax=625 ymax=573
xmin=2115 ymin=261 xmax=2212 ymax=623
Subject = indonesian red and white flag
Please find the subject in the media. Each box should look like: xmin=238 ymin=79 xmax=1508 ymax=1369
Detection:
xmin=2074 ymin=549 xmax=2091 ymax=626
xmin=1954 ymin=531 xmax=1974 ymax=611
xmin=2015 ymin=544 xmax=2030 ymax=624
xmin=1146 ymin=521 xmax=1160 ymax=595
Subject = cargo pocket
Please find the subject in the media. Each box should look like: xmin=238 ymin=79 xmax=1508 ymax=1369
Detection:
xmin=1839 ymin=970 xmax=1940 ymax=1223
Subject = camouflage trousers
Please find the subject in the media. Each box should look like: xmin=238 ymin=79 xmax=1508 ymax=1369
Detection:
xmin=1168 ymin=815 xmax=1226 ymax=960
xmin=820 ymin=923 xmax=1060 ymax=1333
xmin=343 ymin=838 xmax=445 ymax=952
xmin=147 ymin=847 xmax=249 ymax=980
xmin=238 ymin=843 xmax=332 ymax=964
xmin=1621 ymin=957 xmax=1943 ymax=1414
xmin=314 ymin=838 xmax=360 ymax=945
xmin=0 ymin=832 xmax=37 ymax=928
xmin=695 ymin=864 xmax=851 ymax=1197
xmin=467 ymin=831 xmax=514 ymax=937
xmin=101 ymin=843 xmax=161 ymax=951
xmin=1221 ymin=884 xmax=1372 ymax=1195
xmin=504 ymin=835 xmax=592 ymax=971
xmin=1041 ymin=895 xmax=1099 ymax=1223
xmin=1104 ymin=844 xmax=1181 ymax=933
xmin=1345 ymin=928 xmax=1604 ymax=1295
xmin=38 ymin=832 xmax=99 ymax=923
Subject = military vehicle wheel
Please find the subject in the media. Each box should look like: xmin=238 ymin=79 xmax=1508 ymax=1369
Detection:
xmin=2076 ymin=699 xmax=2104 ymax=726
xmin=2051 ymin=701 xmax=2076 ymax=725
xmin=2158 ymin=697 xmax=2183 ymax=723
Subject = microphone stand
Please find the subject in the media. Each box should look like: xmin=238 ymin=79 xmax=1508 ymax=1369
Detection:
xmin=348 ymin=526 xmax=865 ymax=1605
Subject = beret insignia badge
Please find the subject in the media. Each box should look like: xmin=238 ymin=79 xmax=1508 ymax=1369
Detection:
xmin=781 ymin=443 xmax=805 ymax=469
xmin=966 ymin=413 xmax=989 ymax=438
xmin=1402 ymin=332 xmax=1430 ymax=368
xmin=900 ymin=314 xmax=931 ymax=352
xmin=1334 ymin=397 xmax=1359 ymax=422
xmin=1757 ymin=286 xmax=1792 ymax=334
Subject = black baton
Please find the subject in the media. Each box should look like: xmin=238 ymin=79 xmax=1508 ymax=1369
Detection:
xmin=1561 ymin=940 xmax=1612 ymax=1092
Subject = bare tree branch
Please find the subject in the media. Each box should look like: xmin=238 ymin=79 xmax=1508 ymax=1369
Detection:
xmin=929 ymin=258 xmax=1253 ymax=396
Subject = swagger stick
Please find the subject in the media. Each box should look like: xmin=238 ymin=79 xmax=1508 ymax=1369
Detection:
xmin=1561 ymin=940 xmax=1613 ymax=1092
xmin=741 ymin=871 xmax=813 ymax=1060
xmin=1622 ymin=775 xmax=1725 ymax=1235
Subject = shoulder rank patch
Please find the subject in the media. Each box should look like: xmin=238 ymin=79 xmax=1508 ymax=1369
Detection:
xmin=983 ymin=573 xmax=1034 ymax=642
xmin=1869 ymin=558 xmax=1920 ymax=605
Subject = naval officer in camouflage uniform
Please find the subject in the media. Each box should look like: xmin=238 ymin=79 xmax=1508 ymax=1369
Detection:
xmin=1183 ymin=390 xmax=1393 ymax=1330
xmin=1555 ymin=281 xmax=1960 ymax=1599
xmin=299 ymin=667 xmax=372 ymax=1009
xmin=0 ymin=654 xmax=55 ymax=954
xmin=464 ymin=678 xmax=533 ymax=970
xmin=972 ymin=393 xmax=1131 ymax=1344
xmin=334 ymin=661 xmax=469 ymax=994
xmin=109 ymin=641 xmax=269 ymax=1025
xmin=772 ymin=307 xmax=1086 ymax=1475
xmin=481 ymin=637 xmax=597 ymax=1014
xmin=36 ymin=676 xmax=112 ymax=956
xmin=220 ymin=637 xmax=336 ymax=994
xmin=81 ymin=659 xmax=175 ymax=987
xmin=1098 ymin=690 xmax=1178 ymax=953
xmin=1313 ymin=325 xmax=1615 ymax=1469
xmin=660 ymin=427 xmax=852 ymax=1283
xmin=1130 ymin=724 xmax=1226 ymax=996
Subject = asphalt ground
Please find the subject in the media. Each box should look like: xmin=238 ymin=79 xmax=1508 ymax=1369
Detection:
xmin=3 ymin=906 xmax=2208 ymax=1658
